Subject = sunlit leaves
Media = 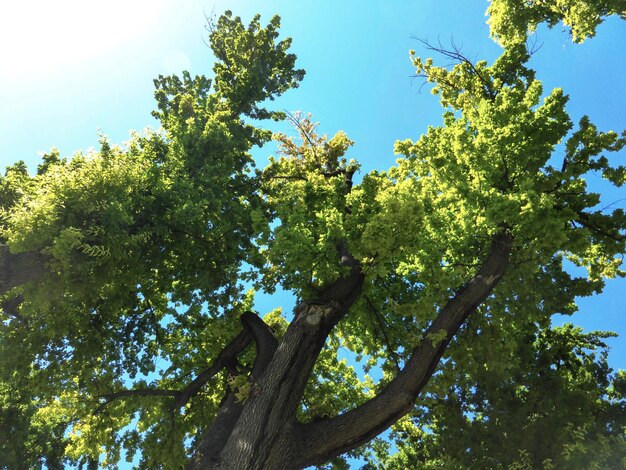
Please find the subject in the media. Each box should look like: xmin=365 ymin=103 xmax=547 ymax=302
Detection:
xmin=371 ymin=324 xmax=626 ymax=469
xmin=488 ymin=0 xmax=626 ymax=46
xmin=1 ymin=3 xmax=625 ymax=468
xmin=210 ymin=11 xmax=305 ymax=120
xmin=0 ymin=11 xmax=304 ymax=468
xmin=257 ymin=113 xmax=358 ymax=293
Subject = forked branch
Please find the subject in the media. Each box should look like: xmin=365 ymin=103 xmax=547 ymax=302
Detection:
xmin=173 ymin=311 xmax=278 ymax=410
xmin=97 ymin=312 xmax=277 ymax=413
xmin=296 ymin=231 xmax=513 ymax=467
xmin=241 ymin=310 xmax=279 ymax=378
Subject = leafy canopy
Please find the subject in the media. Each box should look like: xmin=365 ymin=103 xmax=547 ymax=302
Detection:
xmin=1 ymin=3 xmax=625 ymax=469
xmin=488 ymin=0 xmax=626 ymax=46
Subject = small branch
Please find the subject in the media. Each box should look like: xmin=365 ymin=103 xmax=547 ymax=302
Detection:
xmin=599 ymin=198 xmax=626 ymax=213
xmin=172 ymin=322 xmax=253 ymax=411
xmin=98 ymin=389 xmax=179 ymax=400
xmin=364 ymin=295 xmax=402 ymax=372
xmin=172 ymin=311 xmax=276 ymax=410
xmin=413 ymin=37 xmax=496 ymax=100
xmin=96 ymin=389 xmax=179 ymax=414
xmin=576 ymin=210 xmax=625 ymax=242
xmin=285 ymin=111 xmax=321 ymax=163
xmin=2 ymin=293 xmax=28 ymax=326
xmin=145 ymin=299 xmax=165 ymax=346
xmin=313 ymin=241 xmax=364 ymax=322
xmin=263 ymin=174 xmax=309 ymax=183
xmin=95 ymin=312 xmax=264 ymax=414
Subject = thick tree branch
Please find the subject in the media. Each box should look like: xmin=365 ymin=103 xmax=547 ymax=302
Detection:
xmin=241 ymin=311 xmax=279 ymax=379
xmin=296 ymin=231 xmax=513 ymax=467
xmin=311 ymin=241 xmax=364 ymax=327
xmin=0 ymin=245 xmax=49 ymax=295
xmin=189 ymin=326 xmax=289 ymax=469
xmin=173 ymin=311 xmax=276 ymax=410
xmin=188 ymin=393 xmax=245 ymax=469
xmin=172 ymin=316 xmax=256 ymax=411
xmin=95 ymin=312 xmax=274 ymax=414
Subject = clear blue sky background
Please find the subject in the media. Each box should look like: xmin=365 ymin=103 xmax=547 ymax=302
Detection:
xmin=1 ymin=0 xmax=625 ymax=453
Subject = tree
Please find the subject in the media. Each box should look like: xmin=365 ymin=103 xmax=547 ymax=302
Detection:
xmin=1 ymin=3 xmax=625 ymax=469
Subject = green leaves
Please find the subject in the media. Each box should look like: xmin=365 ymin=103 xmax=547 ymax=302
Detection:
xmin=0 ymin=11 xmax=306 ymax=468
xmin=487 ymin=0 xmax=626 ymax=47
xmin=210 ymin=11 xmax=305 ymax=120
xmin=372 ymin=323 xmax=626 ymax=469
xmin=397 ymin=43 xmax=625 ymax=296
xmin=1 ymin=3 xmax=625 ymax=468
xmin=257 ymin=113 xmax=358 ymax=292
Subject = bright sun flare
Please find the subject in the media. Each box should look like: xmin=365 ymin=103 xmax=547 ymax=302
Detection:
xmin=0 ymin=0 xmax=165 ymax=79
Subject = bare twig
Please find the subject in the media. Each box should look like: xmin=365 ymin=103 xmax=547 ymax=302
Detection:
xmin=412 ymin=37 xmax=496 ymax=100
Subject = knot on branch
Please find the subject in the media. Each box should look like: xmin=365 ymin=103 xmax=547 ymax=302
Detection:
xmin=297 ymin=301 xmax=340 ymax=326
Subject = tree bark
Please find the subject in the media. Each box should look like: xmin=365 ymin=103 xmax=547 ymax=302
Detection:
xmin=188 ymin=232 xmax=512 ymax=469
xmin=294 ymin=231 xmax=513 ymax=467
xmin=188 ymin=249 xmax=364 ymax=469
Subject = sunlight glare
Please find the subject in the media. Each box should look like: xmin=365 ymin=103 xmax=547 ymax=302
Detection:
xmin=0 ymin=0 xmax=165 ymax=79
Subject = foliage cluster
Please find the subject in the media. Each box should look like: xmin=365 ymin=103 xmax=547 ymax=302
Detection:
xmin=0 ymin=2 xmax=625 ymax=468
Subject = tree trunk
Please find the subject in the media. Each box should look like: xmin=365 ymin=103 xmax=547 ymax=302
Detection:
xmin=0 ymin=232 xmax=512 ymax=469
xmin=189 ymin=243 xmax=365 ymax=469
xmin=188 ymin=232 xmax=512 ymax=469
xmin=187 ymin=301 xmax=348 ymax=469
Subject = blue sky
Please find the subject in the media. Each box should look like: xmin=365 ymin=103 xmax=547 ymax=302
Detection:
xmin=1 ymin=0 xmax=625 ymax=422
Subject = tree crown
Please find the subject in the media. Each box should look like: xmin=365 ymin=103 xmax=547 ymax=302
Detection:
xmin=1 ymin=3 xmax=625 ymax=469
